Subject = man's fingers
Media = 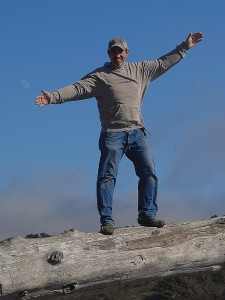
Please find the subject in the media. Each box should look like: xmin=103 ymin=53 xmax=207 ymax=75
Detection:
xmin=34 ymin=90 xmax=50 ymax=107
xmin=193 ymin=32 xmax=203 ymax=40
xmin=35 ymin=95 xmax=48 ymax=107
xmin=186 ymin=32 xmax=203 ymax=48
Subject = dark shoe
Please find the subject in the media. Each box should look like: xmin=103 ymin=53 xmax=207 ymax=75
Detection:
xmin=100 ymin=224 xmax=114 ymax=235
xmin=138 ymin=218 xmax=166 ymax=228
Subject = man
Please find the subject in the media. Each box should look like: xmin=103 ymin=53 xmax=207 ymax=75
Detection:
xmin=35 ymin=32 xmax=203 ymax=235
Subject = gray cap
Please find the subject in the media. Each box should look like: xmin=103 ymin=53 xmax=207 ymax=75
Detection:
xmin=108 ymin=38 xmax=128 ymax=51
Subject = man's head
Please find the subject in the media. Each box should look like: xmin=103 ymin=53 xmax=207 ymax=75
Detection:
xmin=107 ymin=38 xmax=129 ymax=69
xmin=108 ymin=38 xmax=128 ymax=52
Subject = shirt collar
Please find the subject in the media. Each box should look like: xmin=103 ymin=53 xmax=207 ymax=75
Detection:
xmin=104 ymin=62 xmax=127 ymax=70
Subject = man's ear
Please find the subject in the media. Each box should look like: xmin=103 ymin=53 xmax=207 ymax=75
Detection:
xmin=107 ymin=50 xmax=110 ymax=57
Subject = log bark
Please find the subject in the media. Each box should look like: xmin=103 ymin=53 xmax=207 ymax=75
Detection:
xmin=0 ymin=217 xmax=225 ymax=299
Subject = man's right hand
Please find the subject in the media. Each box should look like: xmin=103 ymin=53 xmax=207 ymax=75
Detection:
xmin=35 ymin=90 xmax=50 ymax=107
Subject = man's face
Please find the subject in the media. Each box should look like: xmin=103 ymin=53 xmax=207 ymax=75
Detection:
xmin=108 ymin=46 xmax=129 ymax=69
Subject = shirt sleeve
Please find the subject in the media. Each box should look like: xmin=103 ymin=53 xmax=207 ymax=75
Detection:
xmin=49 ymin=74 xmax=99 ymax=104
xmin=142 ymin=41 xmax=189 ymax=82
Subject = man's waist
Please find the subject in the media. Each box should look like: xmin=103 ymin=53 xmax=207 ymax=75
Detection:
xmin=101 ymin=124 xmax=143 ymax=133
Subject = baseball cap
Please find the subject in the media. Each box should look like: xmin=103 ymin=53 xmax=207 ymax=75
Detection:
xmin=108 ymin=38 xmax=128 ymax=51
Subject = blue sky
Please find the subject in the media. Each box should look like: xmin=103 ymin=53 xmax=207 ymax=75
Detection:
xmin=0 ymin=0 xmax=224 ymax=240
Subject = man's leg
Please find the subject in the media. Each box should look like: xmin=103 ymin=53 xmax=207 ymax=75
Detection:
xmin=97 ymin=131 xmax=126 ymax=229
xmin=125 ymin=129 xmax=165 ymax=227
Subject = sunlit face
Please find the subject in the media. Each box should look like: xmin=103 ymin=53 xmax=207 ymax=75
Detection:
xmin=108 ymin=46 xmax=129 ymax=69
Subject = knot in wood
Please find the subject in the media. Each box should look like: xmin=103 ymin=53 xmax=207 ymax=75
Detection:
xmin=48 ymin=251 xmax=63 ymax=264
xmin=62 ymin=283 xmax=77 ymax=293
xmin=151 ymin=229 xmax=161 ymax=236
xmin=18 ymin=290 xmax=28 ymax=298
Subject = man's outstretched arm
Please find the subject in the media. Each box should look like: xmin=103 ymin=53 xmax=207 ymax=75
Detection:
xmin=149 ymin=31 xmax=203 ymax=81
xmin=35 ymin=75 xmax=99 ymax=107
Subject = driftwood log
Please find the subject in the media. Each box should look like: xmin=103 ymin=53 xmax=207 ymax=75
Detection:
xmin=0 ymin=217 xmax=225 ymax=299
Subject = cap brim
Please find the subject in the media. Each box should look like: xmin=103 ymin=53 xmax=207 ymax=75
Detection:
xmin=108 ymin=43 xmax=125 ymax=51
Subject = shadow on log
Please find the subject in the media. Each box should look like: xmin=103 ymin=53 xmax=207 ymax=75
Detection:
xmin=0 ymin=217 xmax=225 ymax=299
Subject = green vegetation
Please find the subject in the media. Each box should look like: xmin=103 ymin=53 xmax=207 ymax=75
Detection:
xmin=25 ymin=233 xmax=51 ymax=238
xmin=39 ymin=267 xmax=225 ymax=300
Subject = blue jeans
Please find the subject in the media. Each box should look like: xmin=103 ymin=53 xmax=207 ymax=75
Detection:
xmin=97 ymin=128 xmax=158 ymax=226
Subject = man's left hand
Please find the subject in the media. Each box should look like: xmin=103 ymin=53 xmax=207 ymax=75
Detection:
xmin=186 ymin=32 xmax=203 ymax=49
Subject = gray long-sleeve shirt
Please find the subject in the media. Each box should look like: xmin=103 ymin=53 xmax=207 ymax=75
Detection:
xmin=50 ymin=42 xmax=189 ymax=132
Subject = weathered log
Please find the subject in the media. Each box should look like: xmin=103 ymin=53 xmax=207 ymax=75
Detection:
xmin=0 ymin=217 xmax=225 ymax=299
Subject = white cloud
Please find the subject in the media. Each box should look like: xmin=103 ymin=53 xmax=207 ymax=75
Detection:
xmin=0 ymin=168 xmax=99 ymax=240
